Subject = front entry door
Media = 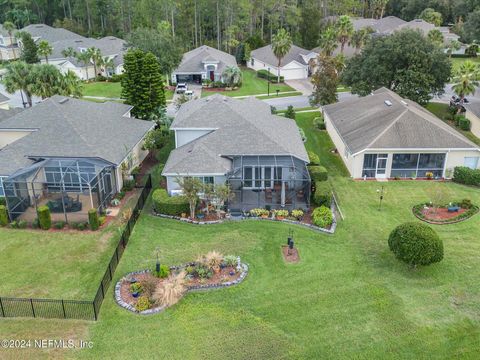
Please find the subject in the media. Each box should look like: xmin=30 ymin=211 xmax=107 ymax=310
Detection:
xmin=376 ymin=157 xmax=387 ymax=179
xmin=209 ymin=71 xmax=214 ymax=81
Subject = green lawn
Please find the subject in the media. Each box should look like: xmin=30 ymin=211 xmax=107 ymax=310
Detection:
xmin=82 ymin=81 xmax=174 ymax=100
xmin=425 ymin=102 xmax=480 ymax=146
xmin=450 ymin=57 xmax=480 ymax=74
xmin=0 ymin=227 xmax=119 ymax=299
xmin=202 ymin=68 xmax=294 ymax=98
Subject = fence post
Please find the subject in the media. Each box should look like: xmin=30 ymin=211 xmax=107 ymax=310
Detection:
xmin=61 ymin=299 xmax=66 ymax=318
xmin=0 ymin=297 xmax=4 ymax=317
xmin=30 ymin=299 xmax=35 ymax=318
xmin=100 ymin=282 xmax=105 ymax=298
xmin=93 ymin=301 xmax=97 ymax=321
xmin=115 ymin=245 xmax=119 ymax=263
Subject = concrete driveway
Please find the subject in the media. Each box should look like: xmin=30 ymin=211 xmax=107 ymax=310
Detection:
xmin=285 ymin=79 xmax=314 ymax=95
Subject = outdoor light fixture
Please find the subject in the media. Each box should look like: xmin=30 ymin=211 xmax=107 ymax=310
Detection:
xmin=276 ymin=89 xmax=280 ymax=96
xmin=155 ymin=247 xmax=160 ymax=274
xmin=377 ymin=186 xmax=386 ymax=211
xmin=288 ymin=240 xmax=294 ymax=255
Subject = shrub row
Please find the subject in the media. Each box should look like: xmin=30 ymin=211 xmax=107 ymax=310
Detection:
xmin=0 ymin=205 xmax=9 ymax=226
xmin=312 ymin=181 xmax=332 ymax=207
xmin=309 ymin=166 xmax=328 ymax=182
xmin=152 ymin=189 xmax=190 ymax=216
xmin=453 ymin=166 xmax=480 ymax=186
xmin=308 ymin=151 xmax=320 ymax=165
xmin=257 ymin=69 xmax=284 ymax=83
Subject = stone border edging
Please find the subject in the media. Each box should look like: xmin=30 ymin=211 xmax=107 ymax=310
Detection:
xmin=152 ymin=202 xmax=337 ymax=234
xmin=115 ymin=257 xmax=248 ymax=315
xmin=412 ymin=206 xmax=479 ymax=225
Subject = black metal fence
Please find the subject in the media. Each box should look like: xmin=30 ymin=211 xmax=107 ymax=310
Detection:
xmin=0 ymin=175 xmax=152 ymax=321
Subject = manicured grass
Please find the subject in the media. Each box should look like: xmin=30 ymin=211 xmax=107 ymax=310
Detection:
xmin=425 ymin=102 xmax=480 ymax=146
xmin=255 ymin=91 xmax=302 ymax=99
xmin=0 ymin=227 xmax=119 ymax=299
xmin=451 ymin=57 xmax=480 ymax=74
xmin=295 ymin=111 xmax=350 ymax=177
xmin=82 ymin=81 xmax=173 ymax=100
xmin=202 ymin=68 xmax=294 ymax=98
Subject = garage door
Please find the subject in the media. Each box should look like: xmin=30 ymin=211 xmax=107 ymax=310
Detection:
xmin=280 ymin=68 xmax=307 ymax=80
xmin=176 ymin=74 xmax=202 ymax=83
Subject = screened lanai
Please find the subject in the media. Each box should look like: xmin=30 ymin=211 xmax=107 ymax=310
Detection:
xmin=226 ymin=155 xmax=310 ymax=211
xmin=3 ymin=158 xmax=116 ymax=223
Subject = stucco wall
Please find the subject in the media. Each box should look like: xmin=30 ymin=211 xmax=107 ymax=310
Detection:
xmin=166 ymin=175 xmax=226 ymax=194
xmin=324 ymin=112 xmax=355 ymax=176
xmin=116 ymin=138 xmax=150 ymax=191
xmin=466 ymin=109 xmax=480 ymax=139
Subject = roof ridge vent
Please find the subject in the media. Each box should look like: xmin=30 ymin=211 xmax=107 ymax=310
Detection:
xmin=384 ymin=100 xmax=393 ymax=106
xmin=59 ymin=98 xmax=69 ymax=104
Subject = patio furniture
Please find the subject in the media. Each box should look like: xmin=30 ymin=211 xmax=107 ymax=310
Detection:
xmin=265 ymin=189 xmax=273 ymax=202
xmin=47 ymin=194 xmax=83 ymax=213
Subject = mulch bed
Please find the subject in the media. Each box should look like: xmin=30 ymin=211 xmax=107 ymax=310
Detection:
xmin=186 ymin=265 xmax=240 ymax=287
xmin=422 ymin=207 xmax=467 ymax=221
xmin=282 ymin=246 xmax=300 ymax=263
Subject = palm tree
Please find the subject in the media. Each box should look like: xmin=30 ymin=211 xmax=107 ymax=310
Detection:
xmin=427 ymin=29 xmax=444 ymax=47
xmin=75 ymin=51 xmax=92 ymax=81
xmin=3 ymin=61 xmax=34 ymax=107
xmin=3 ymin=21 xmax=17 ymax=59
xmin=102 ymin=57 xmax=115 ymax=78
xmin=30 ymin=64 xmax=63 ymax=99
xmin=452 ymin=61 xmax=480 ymax=103
xmin=61 ymin=47 xmax=77 ymax=59
xmin=318 ymin=27 xmax=338 ymax=56
xmin=349 ymin=28 xmax=373 ymax=54
xmin=222 ymin=66 xmax=242 ymax=87
xmin=271 ymin=28 xmax=292 ymax=83
xmin=37 ymin=40 xmax=53 ymax=63
xmin=60 ymin=70 xmax=83 ymax=98
xmin=335 ymin=15 xmax=354 ymax=54
xmin=87 ymin=47 xmax=103 ymax=78
xmin=446 ymin=40 xmax=461 ymax=58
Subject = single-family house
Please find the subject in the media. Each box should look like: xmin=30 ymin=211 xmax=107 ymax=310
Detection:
xmin=20 ymin=24 xmax=127 ymax=80
xmin=465 ymin=102 xmax=480 ymax=139
xmin=162 ymin=94 xmax=310 ymax=210
xmin=0 ymin=96 xmax=153 ymax=222
xmin=171 ymin=45 xmax=238 ymax=84
xmin=0 ymin=24 xmax=19 ymax=60
xmin=323 ymin=88 xmax=480 ymax=179
xmin=248 ymin=44 xmax=318 ymax=80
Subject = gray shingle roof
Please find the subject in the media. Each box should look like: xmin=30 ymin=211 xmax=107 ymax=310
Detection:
xmin=0 ymin=96 xmax=152 ymax=176
xmin=22 ymin=24 xmax=84 ymax=43
xmin=174 ymin=45 xmax=237 ymax=74
xmin=323 ymin=88 xmax=479 ymax=154
xmin=251 ymin=44 xmax=313 ymax=67
xmin=0 ymin=93 xmax=8 ymax=104
xmin=0 ymin=107 xmax=24 ymax=122
xmin=164 ymin=95 xmax=308 ymax=175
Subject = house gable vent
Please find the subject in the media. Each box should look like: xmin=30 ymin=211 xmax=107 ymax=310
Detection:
xmin=384 ymin=100 xmax=393 ymax=106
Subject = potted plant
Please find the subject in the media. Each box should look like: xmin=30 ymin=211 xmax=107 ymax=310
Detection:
xmin=426 ymin=172 xmax=434 ymax=180
xmin=181 ymin=212 xmax=187 ymax=218
xmin=130 ymin=283 xmax=142 ymax=298
xmin=274 ymin=209 xmax=289 ymax=220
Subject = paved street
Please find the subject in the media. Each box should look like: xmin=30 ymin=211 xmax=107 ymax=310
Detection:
xmin=0 ymin=83 xmax=41 ymax=108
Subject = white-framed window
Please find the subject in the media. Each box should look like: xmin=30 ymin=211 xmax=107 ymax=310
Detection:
xmin=251 ymin=58 xmax=254 ymax=66
xmin=193 ymin=176 xmax=214 ymax=185
xmin=464 ymin=157 xmax=479 ymax=169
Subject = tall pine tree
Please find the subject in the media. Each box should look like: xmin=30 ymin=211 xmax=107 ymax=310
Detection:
xmin=121 ymin=49 xmax=166 ymax=120
xmin=18 ymin=32 xmax=39 ymax=64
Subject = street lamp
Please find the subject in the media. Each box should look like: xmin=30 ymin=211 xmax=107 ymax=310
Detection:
xmin=267 ymin=67 xmax=270 ymax=96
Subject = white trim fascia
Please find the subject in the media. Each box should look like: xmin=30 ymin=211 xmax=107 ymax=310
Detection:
xmin=170 ymin=127 xmax=218 ymax=131
xmin=172 ymin=71 xmax=205 ymax=75
xmin=352 ymin=147 xmax=480 ymax=157
xmin=281 ymin=60 xmax=308 ymax=69
xmin=0 ymin=128 xmax=38 ymax=132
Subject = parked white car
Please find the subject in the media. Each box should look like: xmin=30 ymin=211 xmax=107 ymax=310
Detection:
xmin=176 ymin=83 xmax=188 ymax=94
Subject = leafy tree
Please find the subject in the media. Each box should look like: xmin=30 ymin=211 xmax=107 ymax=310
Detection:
xmin=465 ymin=43 xmax=479 ymax=57
xmin=126 ymin=24 xmax=182 ymax=80
xmin=462 ymin=9 xmax=480 ymax=44
xmin=18 ymin=31 xmax=39 ymax=64
xmin=342 ymin=29 xmax=451 ymax=105
xmin=452 ymin=61 xmax=480 ymax=102
xmin=142 ymin=128 xmax=170 ymax=151
xmin=318 ymin=27 xmax=338 ymax=56
xmin=213 ymin=183 xmax=235 ymax=213
xmin=370 ymin=0 xmax=389 ymax=19
xmin=3 ymin=21 xmax=17 ymax=59
xmin=446 ymin=40 xmax=461 ymax=58
xmin=299 ymin=0 xmax=322 ymax=49
xmin=121 ymin=49 xmax=166 ymax=120
xmin=222 ymin=66 xmax=242 ymax=87
xmin=310 ymin=55 xmax=344 ymax=106
xmin=174 ymin=177 xmax=203 ymax=219
xmin=335 ymin=15 xmax=354 ymax=54
xmin=419 ymin=8 xmax=443 ymax=26
xmin=3 ymin=61 xmax=34 ymax=107
xmin=37 ymin=40 xmax=53 ymax=64
xmin=349 ymin=27 xmax=374 ymax=54
xmin=30 ymin=64 xmax=64 ymax=99
xmin=427 ymin=29 xmax=444 ymax=47
xmin=59 ymin=70 xmax=83 ymax=98
xmin=271 ymin=28 xmax=292 ymax=83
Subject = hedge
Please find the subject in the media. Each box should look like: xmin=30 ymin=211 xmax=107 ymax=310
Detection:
xmin=388 ymin=222 xmax=443 ymax=266
xmin=0 ymin=205 xmax=8 ymax=226
xmin=257 ymin=69 xmax=284 ymax=83
xmin=453 ymin=166 xmax=480 ymax=186
xmin=152 ymin=189 xmax=190 ymax=216
xmin=88 ymin=208 xmax=100 ymax=231
xmin=313 ymin=181 xmax=332 ymax=207
xmin=312 ymin=205 xmax=333 ymax=228
xmin=308 ymin=151 xmax=320 ymax=165
xmin=37 ymin=205 xmax=51 ymax=230
xmin=458 ymin=117 xmax=471 ymax=131
xmin=309 ymin=166 xmax=328 ymax=182
xmin=313 ymin=116 xmax=325 ymax=130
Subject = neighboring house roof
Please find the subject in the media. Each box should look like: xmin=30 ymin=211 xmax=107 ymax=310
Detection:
xmin=0 ymin=24 xmax=9 ymax=37
xmin=0 ymin=107 xmax=24 ymax=122
xmin=396 ymin=19 xmax=435 ymax=34
xmin=0 ymin=96 xmax=152 ymax=176
xmin=174 ymin=45 xmax=237 ymax=74
xmin=22 ymin=24 xmax=84 ymax=43
xmin=164 ymin=95 xmax=308 ymax=175
xmin=465 ymin=101 xmax=480 ymax=118
xmin=0 ymin=93 xmax=8 ymax=104
xmin=323 ymin=87 xmax=479 ymax=155
xmin=373 ymin=16 xmax=407 ymax=33
xmin=251 ymin=44 xmax=313 ymax=67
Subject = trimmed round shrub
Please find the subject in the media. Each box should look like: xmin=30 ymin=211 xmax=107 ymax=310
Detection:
xmin=313 ymin=181 xmax=332 ymax=207
xmin=458 ymin=117 xmax=471 ymax=131
xmin=313 ymin=116 xmax=325 ymax=130
xmin=88 ymin=208 xmax=100 ymax=231
xmin=152 ymin=189 xmax=189 ymax=216
xmin=388 ymin=222 xmax=443 ymax=267
xmin=309 ymin=166 xmax=328 ymax=182
xmin=37 ymin=205 xmax=51 ymax=230
xmin=308 ymin=151 xmax=320 ymax=165
xmin=0 ymin=205 xmax=8 ymax=226
xmin=312 ymin=206 xmax=333 ymax=228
